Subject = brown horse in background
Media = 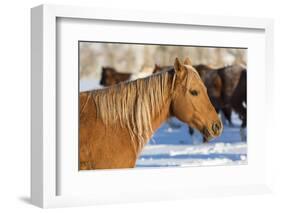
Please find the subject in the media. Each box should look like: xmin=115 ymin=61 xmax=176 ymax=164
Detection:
xmin=100 ymin=66 xmax=131 ymax=86
xmin=217 ymin=64 xmax=246 ymax=126
xmin=153 ymin=64 xmax=173 ymax=73
xmin=100 ymin=66 xmax=155 ymax=87
xmin=80 ymin=58 xmax=223 ymax=170
xmin=231 ymin=69 xmax=247 ymax=128
xmin=194 ymin=64 xmax=223 ymax=113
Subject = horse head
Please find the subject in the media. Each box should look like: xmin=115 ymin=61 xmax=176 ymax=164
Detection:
xmin=100 ymin=67 xmax=131 ymax=86
xmin=171 ymin=57 xmax=223 ymax=141
xmin=100 ymin=67 xmax=117 ymax=86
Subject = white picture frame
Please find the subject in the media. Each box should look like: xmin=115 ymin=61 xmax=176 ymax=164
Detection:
xmin=31 ymin=4 xmax=274 ymax=208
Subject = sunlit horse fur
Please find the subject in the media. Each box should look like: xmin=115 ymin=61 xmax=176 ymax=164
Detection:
xmin=79 ymin=58 xmax=223 ymax=170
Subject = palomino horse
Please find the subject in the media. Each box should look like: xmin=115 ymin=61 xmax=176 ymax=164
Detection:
xmin=80 ymin=58 xmax=223 ymax=170
xmin=189 ymin=64 xmax=223 ymax=141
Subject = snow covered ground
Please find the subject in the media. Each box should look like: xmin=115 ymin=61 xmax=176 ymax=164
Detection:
xmin=80 ymin=78 xmax=247 ymax=168
xmin=136 ymin=115 xmax=247 ymax=168
xmin=80 ymin=78 xmax=103 ymax=92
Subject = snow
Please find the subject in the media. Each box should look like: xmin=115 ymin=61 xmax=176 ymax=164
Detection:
xmin=80 ymin=78 xmax=103 ymax=92
xmin=136 ymin=114 xmax=247 ymax=168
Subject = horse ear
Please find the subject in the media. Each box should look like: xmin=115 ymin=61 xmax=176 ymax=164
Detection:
xmin=174 ymin=57 xmax=182 ymax=72
xmin=183 ymin=57 xmax=192 ymax=66
xmin=153 ymin=64 xmax=159 ymax=73
xmin=154 ymin=64 xmax=160 ymax=69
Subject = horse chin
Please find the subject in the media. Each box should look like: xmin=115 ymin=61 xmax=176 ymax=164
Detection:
xmin=203 ymin=135 xmax=212 ymax=143
xmin=202 ymin=127 xmax=214 ymax=143
xmin=190 ymin=121 xmax=214 ymax=143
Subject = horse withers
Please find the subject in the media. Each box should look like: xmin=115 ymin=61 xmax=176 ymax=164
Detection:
xmin=79 ymin=57 xmax=223 ymax=170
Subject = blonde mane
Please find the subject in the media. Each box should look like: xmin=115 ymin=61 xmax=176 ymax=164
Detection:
xmin=90 ymin=70 xmax=178 ymax=152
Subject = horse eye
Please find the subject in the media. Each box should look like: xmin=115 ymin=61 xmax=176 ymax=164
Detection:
xmin=189 ymin=90 xmax=199 ymax=96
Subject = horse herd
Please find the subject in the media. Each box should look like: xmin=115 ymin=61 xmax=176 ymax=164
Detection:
xmin=79 ymin=57 xmax=246 ymax=170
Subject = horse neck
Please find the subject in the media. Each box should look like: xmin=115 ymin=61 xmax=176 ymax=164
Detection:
xmin=149 ymin=73 xmax=174 ymax=134
xmin=90 ymin=70 xmax=175 ymax=149
xmin=129 ymin=71 xmax=174 ymax=147
xmin=150 ymin=98 xmax=171 ymax=133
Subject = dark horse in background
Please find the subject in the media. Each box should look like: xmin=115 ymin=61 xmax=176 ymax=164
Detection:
xmin=230 ymin=69 xmax=247 ymax=141
xmin=231 ymin=69 xmax=247 ymax=128
xmin=100 ymin=66 xmax=131 ymax=86
xmin=194 ymin=64 xmax=223 ymax=113
xmin=217 ymin=64 xmax=246 ymax=126
xmin=100 ymin=66 xmax=154 ymax=86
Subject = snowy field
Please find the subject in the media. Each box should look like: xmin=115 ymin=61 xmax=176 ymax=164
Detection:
xmin=136 ymin=115 xmax=247 ymax=168
xmin=80 ymin=79 xmax=247 ymax=168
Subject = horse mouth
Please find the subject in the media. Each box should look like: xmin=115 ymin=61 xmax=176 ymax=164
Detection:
xmin=191 ymin=123 xmax=213 ymax=143
xmin=202 ymin=122 xmax=223 ymax=142
xmin=190 ymin=119 xmax=222 ymax=143
xmin=202 ymin=127 xmax=213 ymax=143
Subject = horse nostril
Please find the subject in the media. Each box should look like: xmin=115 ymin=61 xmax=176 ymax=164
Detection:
xmin=212 ymin=122 xmax=220 ymax=134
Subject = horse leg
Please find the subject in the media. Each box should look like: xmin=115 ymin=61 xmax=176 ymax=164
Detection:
xmin=241 ymin=116 xmax=246 ymax=128
xmin=240 ymin=127 xmax=247 ymax=141
xmin=222 ymin=106 xmax=233 ymax=126
xmin=240 ymin=110 xmax=247 ymax=141
xmin=219 ymin=110 xmax=227 ymax=125
xmin=189 ymin=126 xmax=196 ymax=144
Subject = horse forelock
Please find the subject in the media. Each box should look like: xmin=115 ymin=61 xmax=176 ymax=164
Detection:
xmin=182 ymin=65 xmax=206 ymax=93
xmin=90 ymin=69 xmax=177 ymax=152
xmin=184 ymin=65 xmax=201 ymax=79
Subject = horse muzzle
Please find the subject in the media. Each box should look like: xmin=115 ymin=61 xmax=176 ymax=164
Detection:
xmin=211 ymin=120 xmax=223 ymax=136
xmin=202 ymin=120 xmax=223 ymax=142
